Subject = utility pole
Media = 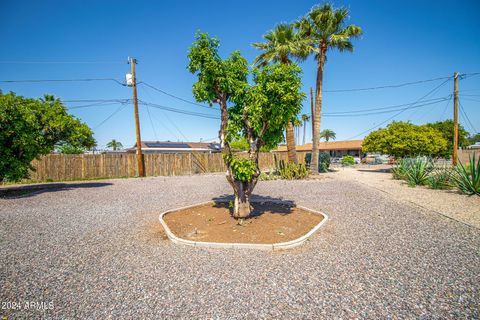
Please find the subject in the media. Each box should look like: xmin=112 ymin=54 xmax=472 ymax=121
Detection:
xmin=453 ymin=72 xmax=459 ymax=166
xmin=128 ymin=57 xmax=145 ymax=177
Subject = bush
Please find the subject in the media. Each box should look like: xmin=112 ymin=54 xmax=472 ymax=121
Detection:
xmin=392 ymin=158 xmax=410 ymax=180
xmin=426 ymin=166 xmax=452 ymax=189
xmin=304 ymin=152 xmax=330 ymax=173
xmin=341 ymin=155 xmax=355 ymax=166
xmin=318 ymin=152 xmax=331 ymax=173
xmin=404 ymin=157 xmax=434 ymax=187
xmin=391 ymin=157 xmax=434 ymax=187
xmin=277 ymin=160 xmax=308 ymax=180
xmin=453 ymin=154 xmax=480 ymax=196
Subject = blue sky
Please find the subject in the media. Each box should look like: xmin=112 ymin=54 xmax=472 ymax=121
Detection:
xmin=1 ymin=0 xmax=479 ymax=148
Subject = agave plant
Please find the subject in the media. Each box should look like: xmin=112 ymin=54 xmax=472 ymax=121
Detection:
xmin=426 ymin=166 xmax=453 ymax=190
xmin=405 ymin=157 xmax=434 ymax=187
xmin=453 ymin=154 xmax=480 ymax=196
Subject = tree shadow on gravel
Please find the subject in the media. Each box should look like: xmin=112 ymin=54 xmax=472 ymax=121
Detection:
xmin=211 ymin=194 xmax=296 ymax=217
xmin=0 ymin=182 xmax=113 ymax=199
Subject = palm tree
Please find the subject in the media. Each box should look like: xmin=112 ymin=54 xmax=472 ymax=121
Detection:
xmin=320 ymin=129 xmax=336 ymax=142
xmin=106 ymin=139 xmax=123 ymax=151
xmin=253 ymin=23 xmax=308 ymax=164
xmin=301 ymin=114 xmax=310 ymax=145
xmin=293 ymin=118 xmax=302 ymax=145
xmin=297 ymin=4 xmax=362 ymax=173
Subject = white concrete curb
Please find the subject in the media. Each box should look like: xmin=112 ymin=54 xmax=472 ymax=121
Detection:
xmin=158 ymin=200 xmax=328 ymax=251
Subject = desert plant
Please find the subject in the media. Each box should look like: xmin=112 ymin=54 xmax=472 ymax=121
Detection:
xmin=318 ymin=152 xmax=331 ymax=173
xmin=426 ymin=166 xmax=453 ymax=189
xmin=404 ymin=157 xmax=434 ymax=187
xmin=304 ymin=152 xmax=330 ymax=173
xmin=277 ymin=160 xmax=308 ymax=180
xmin=453 ymin=154 xmax=480 ymax=196
xmin=341 ymin=155 xmax=355 ymax=166
xmin=392 ymin=158 xmax=411 ymax=180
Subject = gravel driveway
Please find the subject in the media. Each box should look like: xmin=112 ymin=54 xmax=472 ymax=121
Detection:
xmin=1 ymin=174 xmax=479 ymax=319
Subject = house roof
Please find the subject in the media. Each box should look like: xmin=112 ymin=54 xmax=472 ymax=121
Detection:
xmin=128 ymin=141 xmax=221 ymax=151
xmin=274 ymin=140 xmax=363 ymax=152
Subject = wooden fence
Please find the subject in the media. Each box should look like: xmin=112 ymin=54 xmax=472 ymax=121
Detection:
xmin=28 ymin=152 xmax=309 ymax=182
xmin=458 ymin=149 xmax=478 ymax=164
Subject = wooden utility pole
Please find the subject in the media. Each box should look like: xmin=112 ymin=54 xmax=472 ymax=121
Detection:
xmin=128 ymin=57 xmax=145 ymax=177
xmin=453 ymin=72 xmax=459 ymax=166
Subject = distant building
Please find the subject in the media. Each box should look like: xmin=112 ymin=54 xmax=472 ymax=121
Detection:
xmin=127 ymin=141 xmax=221 ymax=154
xmin=274 ymin=140 xmax=364 ymax=158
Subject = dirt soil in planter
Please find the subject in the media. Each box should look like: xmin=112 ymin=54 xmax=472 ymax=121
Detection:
xmin=163 ymin=202 xmax=324 ymax=244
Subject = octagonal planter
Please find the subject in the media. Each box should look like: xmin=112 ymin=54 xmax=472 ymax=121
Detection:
xmin=159 ymin=200 xmax=328 ymax=250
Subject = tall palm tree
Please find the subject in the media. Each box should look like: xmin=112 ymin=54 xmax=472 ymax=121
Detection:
xmin=301 ymin=114 xmax=310 ymax=145
xmin=320 ymin=129 xmax=336 ymax=142
xmin=297 ymin=4 xmax=362 ymax=173
xmin=293 ymin=118 xmax=302 ymax=145
xmin=106 ymin=139 xmax=123 ymax=151
xmin=253 ymin=23 xmax=308 ymax=164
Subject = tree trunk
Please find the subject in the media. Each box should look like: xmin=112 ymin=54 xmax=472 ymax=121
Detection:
xmin=286 ymin=121 xmax=297 ymax=164
xmin=232 ymin=180 xmax=253 ymax=218
xmin=311 ymin=45 xmax=326 ymax=174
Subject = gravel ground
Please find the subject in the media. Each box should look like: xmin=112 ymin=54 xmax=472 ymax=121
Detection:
xmin=331 ymin=165 xmax=480 ymax=228
xmin=1 ymin=174 xmax=479 ymax=319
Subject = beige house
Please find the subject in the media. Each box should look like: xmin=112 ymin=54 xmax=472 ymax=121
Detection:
xmin=275 ymin=140 xmax=364 ymax=158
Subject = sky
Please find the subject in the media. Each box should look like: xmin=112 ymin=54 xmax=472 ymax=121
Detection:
xmin=1 ymin=0 xmax=479 ymax=149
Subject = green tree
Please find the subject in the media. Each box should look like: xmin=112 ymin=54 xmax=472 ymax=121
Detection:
xmin=362 ymin=121 xmax=448 ymax=158
xmin=229 ymin=137 xmax=249 ymax=151
xmin=297 ymin=3 xmax=362 ymax=173
xmin=106 ymin=139 xmax=124 ymax=150
xmin=425 ymin=120 xmax=469 ymax=157
xmin=188 ymin=32 xmax=304 ymax=218
xmin=57 ymin=144 xmax=86 ymax=154
xmin=253 ymin=23 xmax=308 ymax=164
xmin=0 ymin=91 xmax=95 ymax=181
xmin=301 ymin=114 xmax=310 ymax=145
xmin=468 ymin=133 xmax=480 ymax=145
xmin=320 ymin=129 xmax=336 ymax=142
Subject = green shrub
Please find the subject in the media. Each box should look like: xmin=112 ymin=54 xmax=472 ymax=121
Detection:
xmin=318 ymin=152 xmax=331 ymax=173
xmin=404 ymin=157 xmax=434 ymax=187
xmin=341 ymin=155 xmax=355 ymax=166
xmin=392 ymin=158 xmax=410 ymax=180
xmin=453 ymin=154 xmax=480 ymax=196
xmin=277 ymin=160 xmax=308 ymax=180
xmin=426 ymin=166 xmax=452 ymax=189
xmin=305 ymin=152 xmax=331 ymax=172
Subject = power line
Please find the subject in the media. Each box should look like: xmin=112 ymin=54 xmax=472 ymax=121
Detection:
xmin=0 ymin=78 xmax=126 ymax=86
xmin=0 ymin=60 xmax=124 ymax=64
xmin=458 ymin=98 xmax=478 ymax=133
xmin=138 ymin=100 xmax=220 ymax=120
xmin=323 ymin=96 xmax=450 ymax=116
xmin=145 ymin=104 xmax=159 ymax=141
xmin=93 ymin=104 xmax=128 ymax=130
xmin=346 ymin=78 xmax=451 ymax=140
xmin=140 ymin=82 xmax=217 ymax=110
xmin=323 ymin=72 xmax=479 ymax=93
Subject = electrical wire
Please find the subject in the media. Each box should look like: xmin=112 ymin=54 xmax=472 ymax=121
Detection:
xmin=145 ymin=104 xmax=159 ymax=141
xmin=323 ymin=72 xmax=479 ymax=93
xmin=0 ymin=78 xmax=126 ymax=86
xmin=0 ymin=60 xmax=124 ymax=64
xmin=93 ymin=104 xmax=128 ymax=130
xmin=138 ymin=100 xmax=220 ymax=120
xmin=323 ymin=96 xmax=450 ymax=117
xmin=345 ymin=78 xmax=451 ymax=140
xmin=139 ymin=82 xmax=218 ymax=110
xmin=458 ymin=99 xmax=478 ymax=133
